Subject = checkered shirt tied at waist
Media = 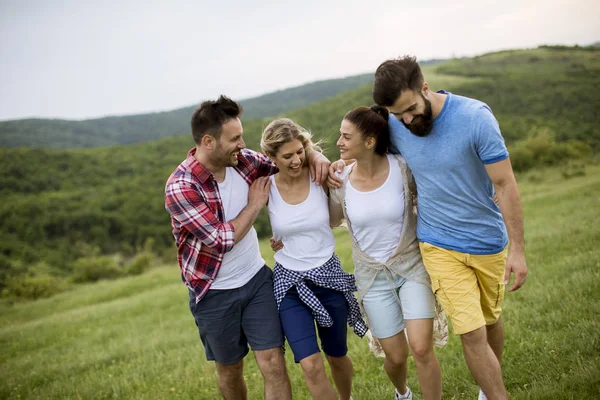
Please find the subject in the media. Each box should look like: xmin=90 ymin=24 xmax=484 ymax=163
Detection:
xmin=273 ymin=254 xmax=368 ymax=338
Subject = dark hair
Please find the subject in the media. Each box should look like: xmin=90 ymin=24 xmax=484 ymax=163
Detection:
xmin=191 ymin=95 xmax=243 ymax=144
xmin=373 ymin=55 xmax=424 ymax=106
xmin=343 ymin=105 xmax=390 ymax=156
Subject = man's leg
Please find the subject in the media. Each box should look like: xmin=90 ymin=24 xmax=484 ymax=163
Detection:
xmin=188 ymin=288 xmax=250 ymax=399
xmin=473 ymin=247 xmax=509 ymax=367
xmin=461 ymin=327 xmax=507 ymax=400
xmin=486 ymin=316 xmax=504 ymax=363
xmin=242 ymin=266 xmax=291 ymax=400
xmin=419 ymin=243 xmax=507 ymax=399
xmin=215 ymin=359 xmax=247 ymax=400
xmin=254 ymin=347 xmax=292 ymax=400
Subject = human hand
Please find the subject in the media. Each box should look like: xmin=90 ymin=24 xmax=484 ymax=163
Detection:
xmin=309 ymin=152 xmax=330 ymax=186
xmin=270 ymin=237 xmax=284 ymax=252
xmin=504 ymin=251 xmax=527 ymax=292
xmin=327 ymin=159 xmax=346 ymax=189
xmin=248 ymin=176 xmax=271 ymax=209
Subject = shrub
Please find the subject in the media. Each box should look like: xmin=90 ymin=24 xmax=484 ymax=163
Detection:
xmin=71 ymin=255 xmax=123 ymax=283
xmin=2 ymin=274 xmax=69 ymax=300
xmin=126 ymin=252 xmax=155 ymax=275
xmin=509 ymin=128 xmax=593 ymax=172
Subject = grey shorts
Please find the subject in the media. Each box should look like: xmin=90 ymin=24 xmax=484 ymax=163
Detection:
xmin=188 ymin=265 xmax=284 ymax=365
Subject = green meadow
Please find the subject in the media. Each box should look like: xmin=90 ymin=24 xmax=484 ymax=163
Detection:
xmin=1 ymin=163 xmax=599 ymax=400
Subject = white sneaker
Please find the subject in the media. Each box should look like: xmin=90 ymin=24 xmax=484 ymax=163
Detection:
xmin=395 ymin=386 xmax=413 ymax=400
xmin=478 ymin=388 xmax=488 ymax=400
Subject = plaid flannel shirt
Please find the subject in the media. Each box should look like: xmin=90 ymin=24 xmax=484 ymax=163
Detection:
xmin=165 ymin=147 xmax=277 ymax=304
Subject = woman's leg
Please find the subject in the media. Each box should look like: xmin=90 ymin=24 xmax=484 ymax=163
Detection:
xmin=378 ymin=331 xmax=410 ymax=395
xmin=299 ymin=353 xmax=338 ymax=400
xmin=405 ymin=319 xmax=442 ymax=399
xmin=400 ymin=280 xmax=442 ymax=400
xmin=325 ymin=354 xmax=353 ymax=400
xmin=362 ymin=271 xmax=410 ymax=395
xmin=314 ymin=283 xmax=353 ymax=400
xmin=279 ymin=287 xmax=337 ymax=400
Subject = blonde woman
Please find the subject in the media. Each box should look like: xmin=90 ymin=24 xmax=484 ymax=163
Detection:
xmin=328 ymin=106 xmax=445 ymax=400
xmin=261 ymin=118 xmax=366 ymax=400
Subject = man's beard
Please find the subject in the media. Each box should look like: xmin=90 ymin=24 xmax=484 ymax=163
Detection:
xmin=212 ymin=142 xmax=239 ymax=167
xmin=404 ymin=95 xmax=433 ymax=137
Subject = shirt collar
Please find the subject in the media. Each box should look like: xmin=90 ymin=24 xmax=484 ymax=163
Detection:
xmin=186 ymin=147 xmax=214 ymax=184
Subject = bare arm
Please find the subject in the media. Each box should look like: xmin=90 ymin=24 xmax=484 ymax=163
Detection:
xmin=484 ymin=158 xmax=528 ymax=291
xmin=328 ymin=189 xmax=345 ymax=228
xmin=305 ymin=147 xmax=331 ymax=185
xmin=230 ymin=176 xmax=271 ymax=243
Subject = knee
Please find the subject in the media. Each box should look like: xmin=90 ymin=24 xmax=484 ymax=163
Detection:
xmin=385 ymin=351 xmax=408 ymax=368
xmin=256 ymin=349 xmax=287 ymax=378
xmin=486 ymin=317 xmax=502 ymax=331
xmin=325 ymin=354 xmax=349 ymax=369
xmin=410 ymin=341 xmax=434 ymax=361
xmin=217 ymin=361 xmax=244 ymax=384
xmin=301 ymin=356 xmax=327 ymax=381
xmin=461 ymin=326 xmax=487 ymax=348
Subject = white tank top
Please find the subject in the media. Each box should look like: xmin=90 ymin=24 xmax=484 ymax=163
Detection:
xmin=345 ymin=154 xmax=405 ymax=263
xmin=268 ymin=174 xmax=335 ymax=271
xmin=211 ymin=168 xmax=265 ymax=289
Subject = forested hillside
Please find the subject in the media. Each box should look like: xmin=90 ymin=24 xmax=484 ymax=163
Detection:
xmin=0 ymin=74 xmax=374 ymax=148
xmin=1 ymin=46 xmax=598 ymax=296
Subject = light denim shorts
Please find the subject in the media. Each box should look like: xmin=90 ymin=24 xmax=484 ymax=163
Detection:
xmin=362 ymin=270 xmax=435 ymax=339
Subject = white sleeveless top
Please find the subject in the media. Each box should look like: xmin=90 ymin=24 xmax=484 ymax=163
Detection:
xmin=268 ymin=174 xmax=335 ymax=272
xmin=211 ymin=168 xmax=265 ymax=289
xmin=345 ymin=154 xmax=405 ymax=263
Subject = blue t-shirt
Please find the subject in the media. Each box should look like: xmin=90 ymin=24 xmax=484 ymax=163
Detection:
xmin=388 ymin=91 xmax=508 ymax=254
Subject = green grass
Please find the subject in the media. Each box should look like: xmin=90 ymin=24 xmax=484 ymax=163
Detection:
xmin=1 ymin=164 xmax=600 ymax=399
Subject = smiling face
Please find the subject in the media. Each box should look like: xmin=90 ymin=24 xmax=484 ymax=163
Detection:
xmin=211 ymin=117 xmax=246 ymax=167
xmin=388 ymin=88 xmax=434 ymax=137
xmin=337 ymin=119 xmax=373 ymax=161
xmin=271 ymin=139 xmax=306 ymax=178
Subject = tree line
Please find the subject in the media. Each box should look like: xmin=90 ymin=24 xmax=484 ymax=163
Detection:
xmin=1 ymin=46 xmax=597 ymax=299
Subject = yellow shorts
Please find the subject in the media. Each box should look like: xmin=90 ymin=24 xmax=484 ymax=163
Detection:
xmin=419 ymin=242 xmax=508 ymax=335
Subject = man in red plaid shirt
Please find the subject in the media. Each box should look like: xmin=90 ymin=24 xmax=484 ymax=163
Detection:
xmin=165 ymin=95 xmax=330 ymax=400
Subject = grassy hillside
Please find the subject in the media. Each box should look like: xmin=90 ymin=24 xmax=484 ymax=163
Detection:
xmin=1 ymin=165 xmax=599 ymax=399
xmin=0 ymin=74 xmax=374 ymax=149
xmin=436 ymin=45 xmax=600 ymax=150
xmin=0 ymin=46 xmax=598 ymax=294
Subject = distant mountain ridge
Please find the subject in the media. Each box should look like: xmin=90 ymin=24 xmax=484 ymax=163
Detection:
xmin=0 ymin=59 xmax=447 ymax=149
xmin=0 ymin=73 xmax=375 ymax=148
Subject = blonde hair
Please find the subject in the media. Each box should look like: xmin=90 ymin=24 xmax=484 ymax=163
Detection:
xmin=261 ymin=118 xmax=322 ymax=156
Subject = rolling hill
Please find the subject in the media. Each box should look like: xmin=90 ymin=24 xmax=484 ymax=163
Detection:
xmin=0 ymin=45 xmax=598 ymax=292
xmin=0 ymin=74 xmax=374 ymax=148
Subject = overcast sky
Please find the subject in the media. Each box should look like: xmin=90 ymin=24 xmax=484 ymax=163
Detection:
xmin=0 ymin=0 xmax=598 ymax=121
